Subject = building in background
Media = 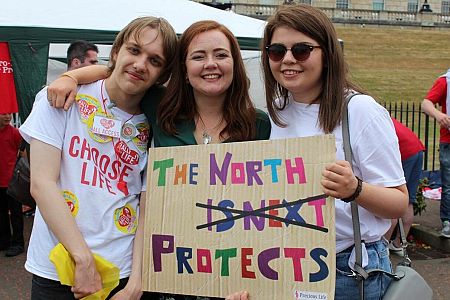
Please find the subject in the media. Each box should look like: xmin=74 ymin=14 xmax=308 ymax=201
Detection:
xmin=194 ymin=0 xmax=450 ymax=25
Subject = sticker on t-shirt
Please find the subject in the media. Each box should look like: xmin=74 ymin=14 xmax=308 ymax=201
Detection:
xmin=114 ymin=140 xmax=139 ymax=165
xmin=87 ymin=111 xmax=112 ymax=143
xmin=121 ymin=122 xmax=138 ymax=140
xmin=132 ymin=122 xmax=150 ymax=152
xmin=114 ymin=204 xmax=137 ymax=234
xmin=92 ymin=115 xmax=121 ymax=138
xmin=62 ymin=190 xmax=79 ymax=217
xmin=76 ymin=94 xmax=101 ymax=124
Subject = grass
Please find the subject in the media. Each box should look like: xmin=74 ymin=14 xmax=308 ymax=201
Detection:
xmin=333 ymin=26 xmax=450 ymax=170
xmin=335 ymin=25 xmax=450 ymax=103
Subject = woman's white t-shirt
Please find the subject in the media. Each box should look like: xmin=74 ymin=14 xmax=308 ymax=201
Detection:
xmin=269 ymin=94 xmax=405 ymax=253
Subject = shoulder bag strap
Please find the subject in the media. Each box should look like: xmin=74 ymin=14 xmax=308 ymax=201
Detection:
xmin=342 ymin=93 xmax=402 ymax=299
xmin=397 ymin=218 xmax=412 ymax=267
xmin=342 ymin=92 xmax=368 ymax=300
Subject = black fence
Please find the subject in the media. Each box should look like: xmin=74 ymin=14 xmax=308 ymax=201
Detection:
xmin=382 ymin=101 xmax=439 ymax=171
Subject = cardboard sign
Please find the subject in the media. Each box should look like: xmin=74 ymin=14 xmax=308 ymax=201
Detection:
xmin=143 ymin=135 xmax=336 ymax=300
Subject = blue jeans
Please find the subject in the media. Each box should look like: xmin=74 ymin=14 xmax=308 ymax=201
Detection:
xmin=402 ymin=151 xmax=423 ymax=204
xmin=335 ymin=239 xmax=393 ymax=300
xmin=440 ymin=143 xmax=450 ymax=222
xmin=31 ymin=275 xmax=128 ymax=300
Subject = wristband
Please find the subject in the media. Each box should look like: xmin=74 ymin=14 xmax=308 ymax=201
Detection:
xmin=341 ymin=176 xmax=362 ymax=203
xmin=60 ymin=72 xmax=79 ymax=85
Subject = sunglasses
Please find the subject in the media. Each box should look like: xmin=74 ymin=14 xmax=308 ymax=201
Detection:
xmin=265 ymin=43 xmax=321 ymax=62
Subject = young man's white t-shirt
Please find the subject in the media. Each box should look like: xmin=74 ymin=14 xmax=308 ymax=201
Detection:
xmin=269 ymin=93 xmax=405 ymax=253
xmin=20 ymin=80 xmax=149 ymax=280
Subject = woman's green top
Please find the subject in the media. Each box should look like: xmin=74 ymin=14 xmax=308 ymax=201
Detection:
xmin=141 ymin=87 xmax=271 ymax=147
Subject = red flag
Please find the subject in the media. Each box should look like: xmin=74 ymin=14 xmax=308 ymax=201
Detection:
xmin=0 ymin=42 xmax=18 ymax=114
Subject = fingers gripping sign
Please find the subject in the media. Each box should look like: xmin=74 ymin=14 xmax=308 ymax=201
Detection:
xmin=321 ymin=160 xmax=359 ymax=200
xmin=225 ymin=291 xmax=249 ymax=300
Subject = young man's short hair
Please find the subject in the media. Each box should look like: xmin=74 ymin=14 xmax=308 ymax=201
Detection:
xmin=67 ymin=40 xmax=99 ymax=67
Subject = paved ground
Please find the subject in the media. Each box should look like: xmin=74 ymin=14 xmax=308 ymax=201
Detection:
xmin=0 ymin=213 xmax=32 ymax=300
xmin=1 ymin=199 xmax=449 ymax=299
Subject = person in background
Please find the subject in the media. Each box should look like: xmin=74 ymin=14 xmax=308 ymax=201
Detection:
xmin=0 ymin=112 xmax=25 ymax=257
xmin=422 ymin=68 xmax=450 ymax=238
xmin=261 ymin=4 xmax=407 ymax=299
xmin=384 ymin=118 xmax=425 ymax=252
xmin=67 ymin=40 xmax=99 ymax=71
xmin=47 ymin=20 xmax=270 ymax=300
xmin=20 ymin=17 xmax=178 ymax=299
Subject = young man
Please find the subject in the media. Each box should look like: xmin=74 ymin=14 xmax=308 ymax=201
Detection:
xmin=20 ymin=17 xmax=177 ymax=299
xmin=422 ymin=69 xmax=450 ymax=238
xmin=67 ymin=40 xmax=99 ymax=70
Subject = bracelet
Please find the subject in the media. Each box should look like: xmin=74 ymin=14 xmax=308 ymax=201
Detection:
xmin=60 ymin=72 xmax=79 ymax=85
xmin=341 ymin=176 xmax=363 ymax=203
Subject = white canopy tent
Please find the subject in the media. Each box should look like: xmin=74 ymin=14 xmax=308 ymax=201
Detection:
xmin=0 ymin=0 xmax=267 ymax=119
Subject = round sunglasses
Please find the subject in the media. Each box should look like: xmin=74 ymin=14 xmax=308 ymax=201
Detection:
xmin=265 ymin=43 xmax=321 ymax=62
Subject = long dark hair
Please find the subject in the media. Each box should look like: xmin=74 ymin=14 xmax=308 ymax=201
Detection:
xmin=262 ymin=4 xmax=362 ymax=133
xmin=158 ymin=20 xmax=257 ymax=141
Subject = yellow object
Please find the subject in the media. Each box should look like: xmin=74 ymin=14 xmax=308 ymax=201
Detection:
xmin=49 ymin=243 xmax=120 ymax=300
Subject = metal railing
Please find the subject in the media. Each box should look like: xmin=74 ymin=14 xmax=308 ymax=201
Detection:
xmin=382 ymin=101 xmax=439 ymax=171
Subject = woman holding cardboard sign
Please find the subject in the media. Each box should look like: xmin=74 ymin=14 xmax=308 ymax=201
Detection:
xmin=47 ymin=20 xmax=269 ymax=300
xmin=259 ymin=4 xmax=408 ymax=300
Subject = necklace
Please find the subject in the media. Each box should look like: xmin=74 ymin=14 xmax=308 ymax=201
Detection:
xmin=197 ymin=114 xmax=223 ymax=145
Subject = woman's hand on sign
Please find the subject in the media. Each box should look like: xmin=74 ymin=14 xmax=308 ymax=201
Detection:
xmin=225 ymin=291 xmax=249 ymax=300
xmin=321 ymin=160 xmax=358 ymax=200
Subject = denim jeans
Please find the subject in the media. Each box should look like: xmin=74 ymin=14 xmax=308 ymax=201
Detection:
xmin=31 ymin=275 xmax=128 ymax=300
xmin=440 ymin=143 xmax=450 ymax=222
xmin=402 ymin=151 xmax=424 ymax=204
xmin=335 ymin=239 xmax=393 ymax=300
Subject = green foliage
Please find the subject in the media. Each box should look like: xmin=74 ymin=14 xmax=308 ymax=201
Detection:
xmin=414 ymin=177 xmax=429 ymax=216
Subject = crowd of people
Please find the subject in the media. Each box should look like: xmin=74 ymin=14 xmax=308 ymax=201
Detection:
xmin=2 ymin=3 xmax=446 ymax=300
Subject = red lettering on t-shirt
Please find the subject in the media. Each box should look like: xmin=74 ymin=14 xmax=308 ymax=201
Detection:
xmin=70 ymin=137 xmax=136 ymax=195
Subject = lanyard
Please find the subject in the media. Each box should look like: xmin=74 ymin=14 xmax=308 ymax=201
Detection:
xmin=97 ymin=79 xmax=135 ymax=196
